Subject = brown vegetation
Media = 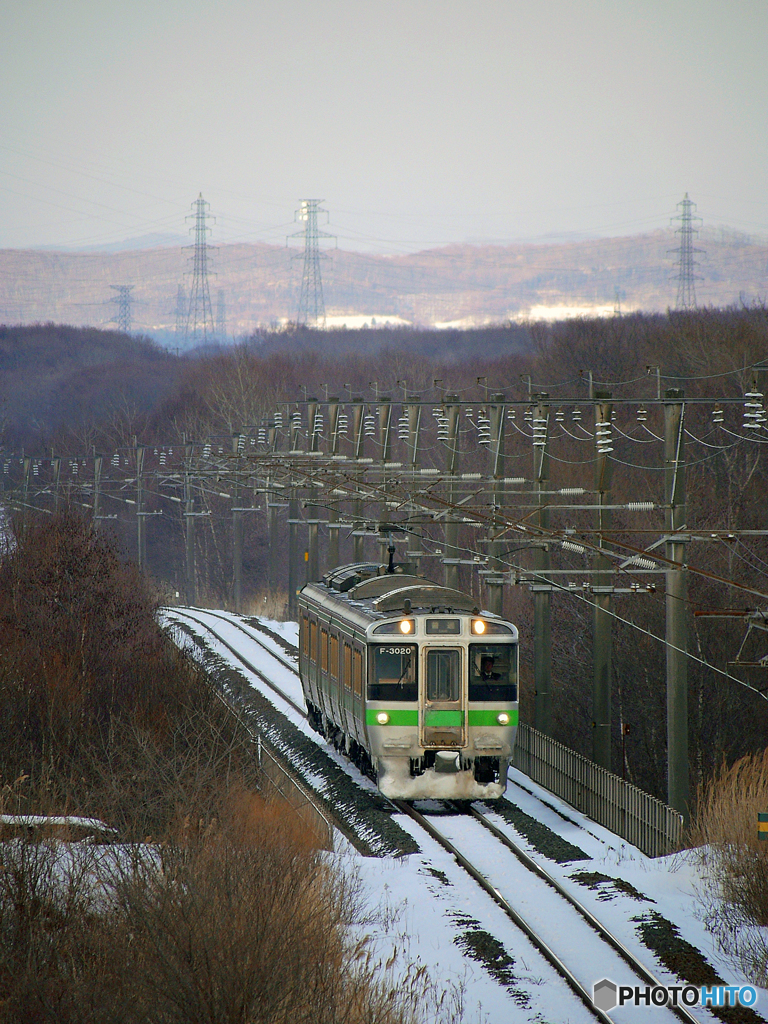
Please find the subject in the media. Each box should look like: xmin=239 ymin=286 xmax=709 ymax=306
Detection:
xmin=690 ymin=750 xmax=768 ymax=984
xmin=0 ymin=511 xmax=444 ymax=1023
xmin=3 ymin=308 xmax=768 ymax=804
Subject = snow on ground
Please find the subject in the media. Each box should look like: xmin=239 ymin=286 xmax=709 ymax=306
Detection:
xmin=165 ymin=609 xmax=768 ymax=1023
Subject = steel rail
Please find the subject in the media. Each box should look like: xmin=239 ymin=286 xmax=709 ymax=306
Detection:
xmin=466 ymin=803 xmax=699 ymax=1024
xmin=169 ymin=609 xmax=698 ymax=1024
xmin=165 ymin=608 xmax=307 ymax=719
xmin=393 ymin=799 xmax=617 ymax=1024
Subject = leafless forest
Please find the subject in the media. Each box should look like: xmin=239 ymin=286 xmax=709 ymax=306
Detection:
xmin=3 ymin=307 xmax=768 ymax=804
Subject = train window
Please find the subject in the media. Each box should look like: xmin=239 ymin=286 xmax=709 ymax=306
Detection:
xmin=330 ymin=635 xmax=339 ymax=679
xmin=426 ymin=618 xmax=460 ymax=635
xmin=320 ymin=628 xmax=329 ymax=672
xmin=343 ymin=643 xmax=352 ymax=689
xmin=310 ymin=621 xmax=318 ymax=662
xmin=373 ymin=621 xmax=416 ymax=635
xmin=426 ymin=649 xmax=460 ymax=702
xmin=481 ymin=622 xmax=515 ymax=635
xmin=353 ymin=649 xmax=363 ymax=697
xmin=369 ymin=645 xmax=417 ymax=701
xmin=469 ymin=644 xmax=518 ymax=702
xmin=301 ymin=614 xmax=309 ymax=656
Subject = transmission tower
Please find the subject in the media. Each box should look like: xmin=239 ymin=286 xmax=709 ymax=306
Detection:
xmin=288 ymin=200 xmax=335 ymax=328
xmin=669 ymin=193 xmax=704 ymax=310
xmin=109 ymin=285 xmax=133 ymax=333
xmin=216 ymin=288 xmax=226 ymax=341
xmin=184 ymin=193 xmax=216 ymax=345
xmin=174 ymin=284 xmax=187 ymax=338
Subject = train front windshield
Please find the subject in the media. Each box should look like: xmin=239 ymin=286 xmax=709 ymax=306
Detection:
xmin=469 ymin=644 xmax=518 ymax=701
xmin=369 ymin=644 xmax=418 ymax=700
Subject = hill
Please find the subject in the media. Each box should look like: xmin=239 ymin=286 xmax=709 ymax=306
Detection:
xmin=0 ymin=228 xmax=765 ymax=339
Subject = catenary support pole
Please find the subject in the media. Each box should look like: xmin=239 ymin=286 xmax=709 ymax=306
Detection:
xmin=405 ymin=397 xmax=423 ymax=572
xmin=486 ymin=393 xmax=506 ymax=617
xmin=444 ymin=394 xmax=461 ymax=590
xmin=664 ymin=388 xmax=689 ymax=820
xmin=532 ymin=394 xmax=552 ymax=735
xmin=592 ymin=391 xmax=613 ymax=770
xmin=136 ymin=443 xmax=146 ymax=571
xmin=184 ymin=443 xmax=196 ymax=605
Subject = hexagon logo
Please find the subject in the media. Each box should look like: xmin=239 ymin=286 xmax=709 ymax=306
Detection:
xmin=593 ymin=979 xmax=618 ymax=1012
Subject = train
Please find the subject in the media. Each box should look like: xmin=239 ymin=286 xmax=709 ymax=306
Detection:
xmin=298 ymin=561 xmax=519 ymax=800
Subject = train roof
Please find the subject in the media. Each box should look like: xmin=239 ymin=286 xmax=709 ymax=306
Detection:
xmin=300 ymin=562 xmax=484 ymax=628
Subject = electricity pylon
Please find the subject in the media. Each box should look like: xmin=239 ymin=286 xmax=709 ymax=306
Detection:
xmin=184 ymin=193 xmax=216 ymax=345
xmin=288 ymin=200 xmax=335 ymax=328
xmin=109 ymin=285 xmax=133 ymax=333
xmin=669 ymin=193 xmax=703 ymax=310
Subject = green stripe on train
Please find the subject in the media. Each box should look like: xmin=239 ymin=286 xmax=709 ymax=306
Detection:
xmin=365 ymin=708 xmax=518 ymax=728
xmin=467 ymin=708 xmax=519 ymax=727
xmin=365 ymin=708 xmax=419 ymax=727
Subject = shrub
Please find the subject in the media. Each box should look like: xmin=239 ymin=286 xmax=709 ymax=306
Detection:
xmin=690 ymin=748 xmax=768 ymax=983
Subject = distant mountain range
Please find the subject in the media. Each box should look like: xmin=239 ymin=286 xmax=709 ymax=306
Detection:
xmin=1 ymin=228 xmax=765 ymax=339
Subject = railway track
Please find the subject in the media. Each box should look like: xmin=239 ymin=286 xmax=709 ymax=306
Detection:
xmin=396 ymin=801 xmax=699 ymax=1024
xmin=164 ymin=607 xmax=703 ymax=1024
xmin=165 ymin=606 xmax=306 ymax=717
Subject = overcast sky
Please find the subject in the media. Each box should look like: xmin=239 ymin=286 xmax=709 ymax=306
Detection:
xmin=2 ymin=0 xmax=766 ymax=253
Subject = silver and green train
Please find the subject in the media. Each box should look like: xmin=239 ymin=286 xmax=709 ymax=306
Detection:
xmin=298 ymin=562 xmax=519 ymax=800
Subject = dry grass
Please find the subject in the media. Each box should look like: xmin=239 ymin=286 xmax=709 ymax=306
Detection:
xmin=244 ymin=589 xmax=290 ymax=621
xmin=0 ymin=788 xmax=458 ymax=1024
xmin=0 ymin=513 xmax=463 ymax=1023
xmin=690 ymin=748 xmax=768 ymax=983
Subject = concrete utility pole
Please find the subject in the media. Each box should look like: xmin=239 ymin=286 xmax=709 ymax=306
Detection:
xmin=378 ymin=396 xmax=393 ymax=565
xmin=404 ymin=396 xmax=423 ymax=572
xmin=267 ymin=417 xmax=283 ymax=595
xmin=327 ymin=398 xmax=341 ymax=570
xmin=287 ymin=404 xmax=302 ymax=619
xmin=92 ymin=454 xmax=102 ymax=525
xmin=443 ymin=394 xmax=461 ymax=590
xmin=135 ymin=442 xmax=146 ymax=571
xmin=306 ymin=398 xmax=321 ymax=584
xmin=485 ymin=393 xmax=506 ymax=617
xmin=592 ymin=391 xmax=614 ymax=770
xmin=664 ymin=388 xmax=689 ymax=819
xmin=352 ymin=398 xmax=366 ymax=563
xmin=532 ymin=394 xmax=552 ymax=735
xmin=183 ymin=443 xmax=196 ymax=605
xmin=232 ymin=433 xmax=243 ymax=613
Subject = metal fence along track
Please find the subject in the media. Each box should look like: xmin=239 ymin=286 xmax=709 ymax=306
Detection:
xmin=513 ymin=723 xmax=683 ymax=857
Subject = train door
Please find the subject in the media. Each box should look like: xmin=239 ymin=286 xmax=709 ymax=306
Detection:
xmin=420 ymin=646 xmax=466 ymax=749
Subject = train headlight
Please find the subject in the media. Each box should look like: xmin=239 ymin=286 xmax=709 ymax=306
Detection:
xmin=376 ymin=712 xmax=390 ymax=725
xmin=399 ymin=619 xmax=413 ymax=634
xmin=472 ymin=619 xmax=486 ymax=635
xmin=496 ymin=712 xmax=510 ymax=726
